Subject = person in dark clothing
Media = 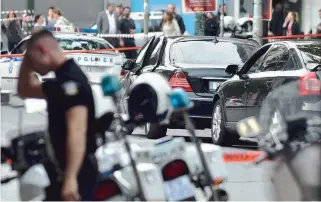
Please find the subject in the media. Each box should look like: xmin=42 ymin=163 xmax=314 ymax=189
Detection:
xmin=269 ymin=3 xmax=286 ymax=36
xmin=17 ymin=30 xmax=98 ymax=201
xmin=119 ymin=7 xmax=137 ymax=59
xmin=160 ymin=4 xmax=186 ymax=35
xmin=283 ymin=11 xmax=301 ymax=36
xmin=2 ymin=11 xmax=24 ymax=51
xmin=204 ymin=12 xmax=219 ymax=36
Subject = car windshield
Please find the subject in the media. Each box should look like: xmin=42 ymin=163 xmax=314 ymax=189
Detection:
xmin=57 ymin=38 xmax=108 ymax=50
xmin=297 ymin=44 xmax=321 ymax=64
xmin=170 ymin=40 xmax=257 ymax=65
xmin=134 ymin=19 xmax=162 ymax=33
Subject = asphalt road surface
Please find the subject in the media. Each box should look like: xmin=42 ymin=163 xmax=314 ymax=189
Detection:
xmin=1 ymin=98 xmax=275 ymax=201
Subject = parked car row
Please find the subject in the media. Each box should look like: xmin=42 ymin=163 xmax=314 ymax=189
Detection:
xmin=121 ymin=35 xmax=321 ymax=146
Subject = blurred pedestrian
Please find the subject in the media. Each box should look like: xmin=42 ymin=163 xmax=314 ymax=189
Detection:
xmin=204 ymin=12 xmax=219 ymax=36
xmin=161 ymin=11 xmax=181 ymax=36
xmin=2 ymin=11 xmax=24 ymax=51
xmin=165 ymin=4 xmax=185 ymax=35
xmin=269 ymin=3 xmax=286 ymax=36
xmin=96 ymin=2 xmax=123 ymax=48
xmin=116 ymin=4 xmax=124 ymax=20
xmin=316 ymin=9 xmax=321 ymax=38
xmin=119 ymin=7 xmax=137 ymax=59
xmin=34 ymin=14 xmax=46 ymax=27
xmin=239 ymin=0 xmax=249 ymax=18
xmin=53 ymin=8 xmax=73 ymax=27
xmin=47 ymin=6 xmax=56 ymax=27
xmin=283 ymin=11 xmax=301 ymax=36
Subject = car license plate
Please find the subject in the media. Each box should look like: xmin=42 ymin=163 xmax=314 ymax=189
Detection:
xmin=163 ymin=175 xmax=195 ymax=201
xmin=209 ymin=81 xmax=222 ymax=91
xmin=1 ymin=78 xmax=17 ymax=92
xmin=82 ymin=66 xmax=108 ymax=73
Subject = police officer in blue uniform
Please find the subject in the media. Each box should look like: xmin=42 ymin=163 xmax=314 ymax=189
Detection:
xmin=17 ymin=29 xmax=97 ymax=201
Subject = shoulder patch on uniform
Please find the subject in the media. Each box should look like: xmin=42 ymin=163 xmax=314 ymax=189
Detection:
xmin=62 ymin=81 xmax=79 ymax=96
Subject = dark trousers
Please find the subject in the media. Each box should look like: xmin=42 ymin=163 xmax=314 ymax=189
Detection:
xmin=104 ymin=37 xmax=120 ymax=48
xmin=123 ymin=39 xmax=137 ymax=59
xmin=8 ymin=41 xmax=18 ymax=51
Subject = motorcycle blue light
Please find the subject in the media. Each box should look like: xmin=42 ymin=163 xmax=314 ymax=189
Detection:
xmin=169 ymin=88 xmax=193 ymax=110
xmin=80 ymin=28 xmax=98 ymax=33
xmin=101 ymin=75 xmax=121 ymax=96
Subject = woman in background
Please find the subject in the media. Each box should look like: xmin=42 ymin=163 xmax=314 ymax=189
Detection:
xmin=2 ymin=11 xmax=24 ymax=51
xmin=47 ymin=7 xmax=56 ymax=27
xmin=53 ymin=8 xmax=73 ymax=27
xmin=204 ymin=12 xmax=219 ymax=36
xmin=162 ymin=11 xmax=181 ymax=36
xmin=283 ymin=11 xmax=301 ymax=36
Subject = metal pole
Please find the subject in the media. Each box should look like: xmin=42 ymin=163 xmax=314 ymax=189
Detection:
xmin=143 ymin=0 xmax=149 ymax=42
xmin=253 ymin=0 xmax=263 ymax=45
xmin=220 ymin=0 xmax=224 ymax=37
xmin=25 ymin=0 xmax=34 ymax=35
xmin=234 ymin=0 xmax=240 ymax=20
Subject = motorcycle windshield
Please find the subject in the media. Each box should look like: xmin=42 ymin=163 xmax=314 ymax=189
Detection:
xmin=258 ymin=79 xmax=321 ymax=146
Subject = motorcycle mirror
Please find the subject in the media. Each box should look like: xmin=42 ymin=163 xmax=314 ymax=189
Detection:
xmin=236 ymin=116 xmax=261 ymax=138
xmin=24 ymin=98 xmax=47 ymax=114
xmin=169 ymin=88 xmax=193 ymax=111
xmin=101 ymin=74 xmax=121 ymax=96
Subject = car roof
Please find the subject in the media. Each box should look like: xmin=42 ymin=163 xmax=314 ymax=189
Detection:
xmin=162 ymin=35 xmax=259 ymax=46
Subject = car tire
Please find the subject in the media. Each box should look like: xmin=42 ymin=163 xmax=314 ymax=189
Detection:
xmin=211 ymin=99 xmax=239 ymax=146
xmin=145 ymin=123 xmax=168 ymax=139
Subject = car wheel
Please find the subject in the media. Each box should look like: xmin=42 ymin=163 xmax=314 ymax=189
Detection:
xmin=145 ymin=123 xmax=168 ymax=139
xmin=211 ymin=99 xmax=239 ymax=146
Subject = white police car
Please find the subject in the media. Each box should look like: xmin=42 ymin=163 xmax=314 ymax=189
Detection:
xmin=0 ymin=32 xmax=125 ymax=97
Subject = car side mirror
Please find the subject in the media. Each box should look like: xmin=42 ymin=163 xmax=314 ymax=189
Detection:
xmin=121 ymin=60 xmax=135 ymax=71
xmin=1 ymin=50 xmax=8 ymax=55
xmin=225 ymin=64 xmax=239 ymax=75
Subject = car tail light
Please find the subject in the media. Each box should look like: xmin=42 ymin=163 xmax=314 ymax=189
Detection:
xmin=169 ymin=71 xmax=193 ymax=92
xmin=93 ymin=179 xmax=121 ymax=201
xmin=299 ymin=72 xmax=321 ymax=95
xmin=162 ymin=160 xmax=189 ymax=181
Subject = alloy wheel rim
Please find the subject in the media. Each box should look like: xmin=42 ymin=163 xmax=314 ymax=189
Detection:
xmin=212 ymin=105 xmax=222 ymax=141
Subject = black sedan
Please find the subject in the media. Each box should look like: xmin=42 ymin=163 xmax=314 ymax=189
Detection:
xmin=212 ymin=40 xmax=321 ymax=146
xmin=121 ymin=35 xmax=260 ymax=138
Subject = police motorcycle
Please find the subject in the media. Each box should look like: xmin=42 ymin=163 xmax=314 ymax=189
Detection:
xmin=235 ymin=80 xmax=321 ymax=201
xmin=100 ymin=72 xmax=229 ymax=201
xmin=222 ymin=16 xmax=253 ymax=39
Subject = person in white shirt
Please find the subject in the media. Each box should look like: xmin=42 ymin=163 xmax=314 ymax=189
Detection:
xmin=53 ymin=8 xmax=73 ymax=27
xmin=96 ymin=2 xmax=123 ymax=48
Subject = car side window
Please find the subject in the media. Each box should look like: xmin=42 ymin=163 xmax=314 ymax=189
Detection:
xmin=133 ymin=38 xmax=154 ymax=71
xmin=146 ymin=38 xmax=163 ymax=66
xmin=248 ymin=54 xmax=265 ymax=73
xmin=283 ymin=49 xmax=302 ymax=71
xmin=240 ymin=45 xmax=271 ymax=74
xmin=257 ymin=44 xmax=286 ymax=72
xmin=11 ymin=40 xmax=27 ymax=54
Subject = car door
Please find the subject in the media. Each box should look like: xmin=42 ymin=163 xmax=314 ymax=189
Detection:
xmin=135 ymin=37 xmax=164 ymax=74
xmin=223 ymin=45 xmax=271 ymax=123
xmin=246 ymin=44 xmax=287 ymax=117
xmin=1 ymin=39 xmax=27 ymax=92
